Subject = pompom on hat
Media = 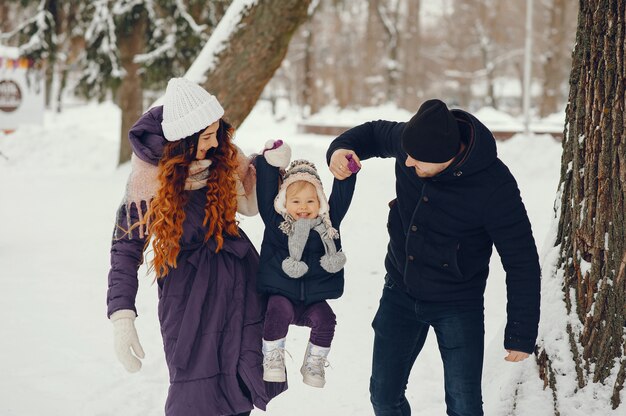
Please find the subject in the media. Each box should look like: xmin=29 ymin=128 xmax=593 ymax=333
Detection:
xmin=401 ymin=99 xmax=461 ymax=163
xmin=161 ymin=77 xmax=224 ymax=141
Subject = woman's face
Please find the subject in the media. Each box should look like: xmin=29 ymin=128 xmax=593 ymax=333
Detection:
xmin=196 ymin=121 xmax=220 ymax=160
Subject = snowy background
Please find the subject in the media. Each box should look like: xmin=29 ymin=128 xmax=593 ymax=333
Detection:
xmin=0 ymin=100 xmax=617 ymax=415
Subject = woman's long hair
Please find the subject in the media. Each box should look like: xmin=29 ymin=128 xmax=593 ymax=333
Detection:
xmin=141 ymin=119 xmax=240 ymax=278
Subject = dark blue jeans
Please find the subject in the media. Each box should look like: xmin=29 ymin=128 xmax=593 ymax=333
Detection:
xmin=369 ymin=278 xmax=485 ymax=416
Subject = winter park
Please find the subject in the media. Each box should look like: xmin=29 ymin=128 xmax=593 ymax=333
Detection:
xmin=0 ymin=1 xmax=624 ymax=416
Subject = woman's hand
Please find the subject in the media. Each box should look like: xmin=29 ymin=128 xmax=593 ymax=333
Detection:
xmin=241 ymin=163 xmax=256 ymax=195
xmin=110 ymin=309 xmax=145 ymax=373
xmin=235 ymin=147 xmax=258 ymax=195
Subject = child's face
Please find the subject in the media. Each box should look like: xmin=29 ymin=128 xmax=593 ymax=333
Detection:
xmin=285 ymin=181 xmax=320 ymax=219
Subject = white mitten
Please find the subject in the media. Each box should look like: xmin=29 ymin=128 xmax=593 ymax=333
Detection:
xmin=110 ymin=309 xmax=145 ymax=373
xmin=262 ymin=139 xmax=291 ymax=169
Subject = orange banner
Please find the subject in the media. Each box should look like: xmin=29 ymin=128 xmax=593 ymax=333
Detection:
xmin=0 ymin=57 xmax=35 ymax=70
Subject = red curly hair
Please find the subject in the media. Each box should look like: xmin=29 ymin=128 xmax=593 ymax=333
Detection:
xmin=141 ymin=119 xmax=240 ymax=278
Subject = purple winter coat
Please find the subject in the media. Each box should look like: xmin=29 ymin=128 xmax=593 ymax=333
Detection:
xmin=106 ymin=107 xmax=286 ymax=415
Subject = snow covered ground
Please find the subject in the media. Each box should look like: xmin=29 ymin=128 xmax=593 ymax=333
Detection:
xmin=0 ymin=101 xmax=615 ymax=415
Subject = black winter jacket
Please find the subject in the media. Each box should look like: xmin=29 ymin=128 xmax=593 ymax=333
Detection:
xmin=326 ymin=110 xmax=540 ymax=353
xmin=255 ymin=155 xmax=356 ymax=305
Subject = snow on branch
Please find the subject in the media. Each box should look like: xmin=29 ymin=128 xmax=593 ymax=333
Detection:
xmin=111 ymin=0 xmax=145 ymax=15
xmin=84 ymin=0 xmax=123 ymax=79
xmin=134 ymin=33 xmax=176 ymax=64
xmin=185 ymin=0 xmax=259 ymax=82
xmin=0 ymin=0 xmax=54 ymax=58
xmin=308 ymin=0 xmax=321 ymax=16
xmin=175 ymin=0 xmax=207 ymax=33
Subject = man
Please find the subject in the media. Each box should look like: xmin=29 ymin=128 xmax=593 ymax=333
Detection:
xmin=327 ymin=99 xmax=540 ymax=416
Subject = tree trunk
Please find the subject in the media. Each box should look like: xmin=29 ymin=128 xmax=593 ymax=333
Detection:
xmin=301 ymin=19 xmax=316 ymax=116
xmin=48 ymin=0 xmax=71 ymax=113
xmin=537 ymin=0 xmax=626 ymax=411
xmin=478 ymin=1 xmax=497 ymax=109
xmin=195 ymin=0 xmax=312 ymax=129
xmin=43 ymin=0 xmax=59 ymax=109
xmin=400 ymin=0 xmax=421 ymax=110
xmin=332 ymin=5 xmax=354 ymax=109
xmin=117 ymin=7 xmax=147 ymax=165
xmin=374 ymin=1 xmax=400 ymax=103
xmin=0 ymin=3 xmax=11 ymax=32
xmin=365 ymin=0 xmax=385 ymax=105
xmin=539 ymin=0 xmax=567 ymax=117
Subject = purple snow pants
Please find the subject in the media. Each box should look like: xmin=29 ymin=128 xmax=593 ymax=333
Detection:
xmin=263 ymin=295 xmax=336 ymax=347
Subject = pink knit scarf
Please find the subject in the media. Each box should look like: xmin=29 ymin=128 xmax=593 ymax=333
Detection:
xmin=121 ymin=150 xmax=257 ymax=239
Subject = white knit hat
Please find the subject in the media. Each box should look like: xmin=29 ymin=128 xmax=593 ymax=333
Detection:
xmin=161 ymin=77 xmax=224 ymax=141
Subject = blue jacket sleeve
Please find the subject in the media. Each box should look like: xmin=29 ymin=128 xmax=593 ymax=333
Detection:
xmin=329 ymin=173 xmax=357 ymax=228
xmin=255 ymin=154 xmax=282 ymax=227
xmin=483 ymin=180 xmax=541 ymax=354
xmin=106 ymin=201 xmax=146 ymax=318
xmin=326 ymin=120 xmax=406 ymax=164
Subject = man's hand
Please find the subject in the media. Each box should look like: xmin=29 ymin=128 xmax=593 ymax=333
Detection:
xmin=329 ymin=149 xmax=361 ymax=179
xmin=505 ymin=350 xmax=530 ymax=362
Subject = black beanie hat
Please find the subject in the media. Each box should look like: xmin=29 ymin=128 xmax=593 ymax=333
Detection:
xmin=401 ymin=99 xmax=461 ymax=163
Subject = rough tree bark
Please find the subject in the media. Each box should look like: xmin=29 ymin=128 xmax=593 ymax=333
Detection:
xmin=537 ymin=0 xmax=626 ymax=411
xmin=117 ymin=7 xmax=147 ymax=165
xmin=197 ymin=0 xmax=312 ymax=129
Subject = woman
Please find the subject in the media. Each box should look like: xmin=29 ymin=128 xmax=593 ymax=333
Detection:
xmin=106 ymin=77 xmax=285 ymax=415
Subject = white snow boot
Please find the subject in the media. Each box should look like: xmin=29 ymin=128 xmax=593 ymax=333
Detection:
xmin=262 ymin=338 xmax=287 ymax=382
xmin=300 ymin=342 xmax=330 ymax=388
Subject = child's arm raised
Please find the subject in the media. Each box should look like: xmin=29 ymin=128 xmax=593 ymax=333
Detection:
xmin=255 ymin=140 xmax=291 ymax=225
xmin=328 ymin=162 xmax=357 ymax=228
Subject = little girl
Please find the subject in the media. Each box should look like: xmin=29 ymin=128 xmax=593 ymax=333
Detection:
xmin=254 ymin=140 xmax=357 ymax=388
